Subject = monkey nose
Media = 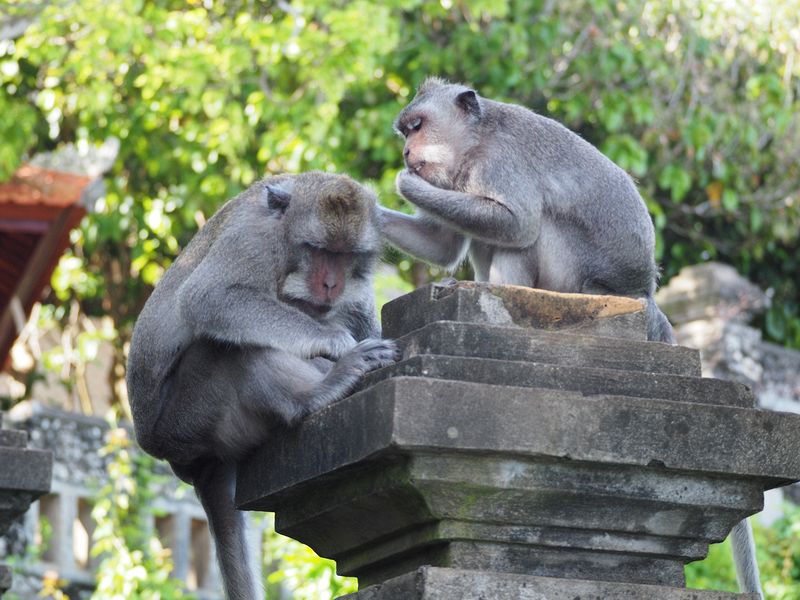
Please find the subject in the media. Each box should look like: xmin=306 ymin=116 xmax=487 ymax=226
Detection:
xmin=323 ymin=278 xmax=341 ymax=301
xmin=403 ymin=147 xmax=410 ymax=159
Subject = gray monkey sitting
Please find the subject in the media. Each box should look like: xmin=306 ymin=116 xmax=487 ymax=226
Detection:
xmin=381 ymin=76 xmax=675 ymax=344
xmin=382 ymin=78 xmax=761 ymax=598
xmin=127 ymin=172 xmax=398 ymax=600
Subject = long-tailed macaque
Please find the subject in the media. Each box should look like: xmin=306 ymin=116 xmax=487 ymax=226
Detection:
xmin=127 ymin=172 xmax=398 ymax=599
xmin=381 ymin=77 xmax=675 ymax=344
xmin=382 ymin=77 xmax=762 ymax=598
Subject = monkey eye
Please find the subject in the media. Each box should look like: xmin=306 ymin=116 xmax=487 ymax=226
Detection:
xmin=405 ymin=117 xmax=423 ymax=136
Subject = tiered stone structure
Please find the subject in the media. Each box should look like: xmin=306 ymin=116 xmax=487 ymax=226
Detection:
xmin=236 ymin=282 xmax=800 ymax=599
xmin=0 ymin=413 xmax=52 ymax=597
xmin=2 ymin=403 xmax=226 ymax=599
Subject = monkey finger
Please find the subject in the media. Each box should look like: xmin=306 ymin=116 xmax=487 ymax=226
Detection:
xmin=349 ymin=338 xmax=400 ymax=372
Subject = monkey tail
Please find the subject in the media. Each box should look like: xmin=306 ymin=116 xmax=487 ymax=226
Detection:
xmin=731 ymin=519 xmax=764 ymax=599
xmin=644 ymin=295 xmax=676 ymax=344
xmin=192 ymin=460 xmax=263 ymax=600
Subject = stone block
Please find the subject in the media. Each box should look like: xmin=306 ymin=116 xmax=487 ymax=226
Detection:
xmin=237 ymin=377 xmax=800 ymax=587
xmin=389 ymin=320 xmax=702 ymax=377
xmin=340 ymin=567 xmax=758 ymax=600
xmin=0 ymin=446 xmax=53 ymax=495
xmin=236 ymin=284 xmax=800 ymax=598
xmin=361 ymin=354 xmax=753 ymax=408
xmin=656 ymin=262 xmax=769 ymax=326
xmin=0 ymin=429 xmax=27 ymax=448
xmin=1 ymin=412 xmax=53 ymax=598
xmin=0 ymin=567 xmax=10 ymax=597
xmin=382 ymin=282 xmax=648 ymax=340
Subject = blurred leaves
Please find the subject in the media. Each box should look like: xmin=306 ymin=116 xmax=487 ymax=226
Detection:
xmin=90 ymin=417 xmax=192 ymax=600
xmin=687 ymin=506 xmax=800 ymax=598
xmin=2 ymin=0 xmax=798 ymax=350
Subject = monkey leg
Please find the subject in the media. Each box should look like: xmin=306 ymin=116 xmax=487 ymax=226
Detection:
xmin=155 ymin=338 xmax=397 ymax=466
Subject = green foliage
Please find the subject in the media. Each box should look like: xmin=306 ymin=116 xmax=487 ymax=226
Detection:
xmin=2 ymin=0 xmax=798 ymax=354
xmin=90 ymin=417 xmax=193 ymax=600
xmin=687 ymin=508 xmax=800 ymax=596
xmin=262 ymin=514 xmax=357 ymax=599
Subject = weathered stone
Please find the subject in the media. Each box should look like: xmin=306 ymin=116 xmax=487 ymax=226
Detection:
xmin=0 ymin=429 xmax=27 ymax=449
xmin=3 ymin=402 xmax=226 ymax=599
xmin=657 ymin=263 xmax=800 ymax=514
xmin=382 ymin=282 xmax=648 ymax=340
xmin=237 ymin=377 xmax=800 ymax=587
xmin=361 ymin=354 xmax=754 ymax=408
xmin=340 ymin=567 xmax=759 ymax=600
xmin=236 ymin=283 xmax=800 ymax=599
xmin=0 ymin=567 xmax=10 ymax=597
xmin=0 ymin=447 xmax=52 ymax=494
xmin=656 ymin=263 xmax=769 ymax=326
xmin=391 ymin=320 xmax=701 ymax=377
xmin=0 ymin=412 xmax=52 ymax=598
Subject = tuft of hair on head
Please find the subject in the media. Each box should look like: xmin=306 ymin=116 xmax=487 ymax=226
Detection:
xmin=319 ymin=187 xmax=373 ymax=247
xmin=417 ymin=76 xmax=453 ymax=94
xmin=321 ymin=191 xmax=363 ymax=218
xmin=320 ymin=178 xmax=373 ymax=222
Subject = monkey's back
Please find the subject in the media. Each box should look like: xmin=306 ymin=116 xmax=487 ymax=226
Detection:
xmin=126 ymin=193 xmax=247 ymax=455
xmin=469 ymin=99 xmax=657 ymax=295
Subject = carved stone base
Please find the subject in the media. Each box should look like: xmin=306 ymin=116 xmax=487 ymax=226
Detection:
xmin=340 ymin=567 xmax=758 ymax=600
xmin=236 ymin=283 xmax=800 ymax=596
xmin=0 ymin=413 xmax=52 ymax=598
xmin=0 ymin=567 xmax=10 ymax=597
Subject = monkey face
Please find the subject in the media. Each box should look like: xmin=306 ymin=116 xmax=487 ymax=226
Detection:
xmin=280 ymin=244 xmax=376 ymax=317
xmin=273 ymin=173 xmax=381 ymax=317
xmin=394 ymin=79 xmax=482 ymax=190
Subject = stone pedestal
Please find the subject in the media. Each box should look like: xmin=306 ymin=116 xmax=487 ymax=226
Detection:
xmin=236 ymin=283 xmax=800 ymax=599
xmin=0 ymin=413 xmax=53 ymax=597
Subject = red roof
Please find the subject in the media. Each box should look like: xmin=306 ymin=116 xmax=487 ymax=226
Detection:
xmin=0 ymin=165 xmax=93 ymax=367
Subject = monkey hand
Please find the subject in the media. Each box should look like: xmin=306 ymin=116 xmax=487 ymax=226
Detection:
xmin=396 ymin=169 xmax=440 ymax=204
xmin=314 ymin=327 xmax=358 ymax=360
xmin=337 ymin=338 xmax=401 ymax=376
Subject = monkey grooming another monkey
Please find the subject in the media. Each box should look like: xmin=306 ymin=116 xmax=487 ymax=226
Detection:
xmin=127 ymin=172 xmax=398 ymax=600
xmin=382 ymin=78 xmax=762 ymax=598
xmin=381 ymin=77 xmax=675 ymax=344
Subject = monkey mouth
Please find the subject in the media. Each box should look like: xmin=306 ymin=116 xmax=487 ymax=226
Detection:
xmin=284 ymin=296 xmax=333 ymax=317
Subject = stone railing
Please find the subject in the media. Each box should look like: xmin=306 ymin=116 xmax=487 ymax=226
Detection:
xmin=0 ymin=413 xmax=52 ymax=597
xmin=236 ymin=282 xmax=800 ymax=599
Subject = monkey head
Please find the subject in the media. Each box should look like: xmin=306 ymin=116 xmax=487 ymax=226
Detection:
xmin=264 ymin=172 xmax=381 ymax=316
xmin=394 ymin=77 xmax=482 ymax=189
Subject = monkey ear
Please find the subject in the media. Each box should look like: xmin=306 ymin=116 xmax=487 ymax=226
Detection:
xmin=455 ymin=89 xmax=482 ymax=118
xmin=263 ymin=184 xmax=291 ymax=214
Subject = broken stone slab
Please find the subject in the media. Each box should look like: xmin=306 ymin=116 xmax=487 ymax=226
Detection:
xmin=339 ymin=567 xmax=759 ymax=600
xmin=391 ymin=320 xmax=702 ymax=377
xmin=237 ymin=377 xmax=800 ymax=588
xmin=656 ymin=263 xmax=769 ymax=326
xmin=0 ymin=567 xmax=10 ymax=597
xmin=0 ymin=413 xmax=53 ymax=598
xmin=0 ymin=429 xmax=27 ymax=448
xmin=361 ymin=354 xmax=754 ymax=408
xmin=0 ymin=445 xmax=53 ymax=502
xmin=382 ymin=282 xmax=649 ymax=340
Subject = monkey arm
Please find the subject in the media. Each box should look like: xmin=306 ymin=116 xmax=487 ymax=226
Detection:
xmin=178 ymin=259 xmax=356 ymax=359
xmin=336 ymin=302 xmax=381 ymax=341
xmin=379 ymin=206 xmax=469 ymax=270
xmin=397 ymin=170 xmax=538 ymax=248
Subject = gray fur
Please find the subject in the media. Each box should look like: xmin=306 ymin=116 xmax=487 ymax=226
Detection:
xmin=127 ymin=172 xmax=398 ymax=600
xmin=383 ymin=77 xmax=675 ymax=343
